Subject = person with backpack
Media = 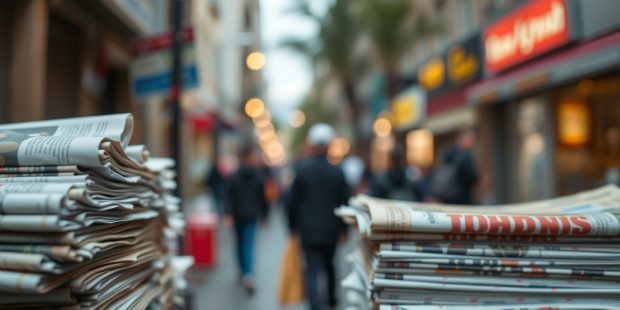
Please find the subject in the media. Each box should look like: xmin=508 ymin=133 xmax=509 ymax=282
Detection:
xmin=224 ymin=145 xmax=268 ymax=295
xmin=430 ymin=129 xmax=479 ymax=204
xmin=371 ymin=148 xmax=421 ymax=201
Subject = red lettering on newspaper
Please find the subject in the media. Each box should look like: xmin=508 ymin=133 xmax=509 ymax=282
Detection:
xmin=448 ymin=214 xmax=593 ymax=236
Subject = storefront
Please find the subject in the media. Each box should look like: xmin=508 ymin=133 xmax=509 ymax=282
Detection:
xmin=470 ymin=0 xmax=620 ymax=203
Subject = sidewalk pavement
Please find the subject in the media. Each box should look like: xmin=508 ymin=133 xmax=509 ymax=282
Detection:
xmin=185 ymin=195 xmax=353 ymax=310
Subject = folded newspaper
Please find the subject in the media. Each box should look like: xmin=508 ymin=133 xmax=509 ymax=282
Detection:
xmin=336 ymin=185 xmax=620 ymax=310
xmin=0 ymin=114 xmax=189 ymax=309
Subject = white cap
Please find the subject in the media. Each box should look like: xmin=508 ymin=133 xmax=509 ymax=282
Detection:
xmin=308 ymin=123 xmax=334 ymax=146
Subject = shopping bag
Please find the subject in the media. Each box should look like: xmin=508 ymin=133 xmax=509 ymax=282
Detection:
xmin=277 ymin=236 xmax=304 ymax=306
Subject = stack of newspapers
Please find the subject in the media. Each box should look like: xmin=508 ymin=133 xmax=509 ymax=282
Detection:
xmin=0 ymin=114 xmax=187 ymax=308
xmin=336 ymin=185 xmax=620 ymax=310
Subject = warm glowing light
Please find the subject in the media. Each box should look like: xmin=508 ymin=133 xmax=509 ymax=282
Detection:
xmin=246 ymin=52 xmax=266 ymax=70
xmin=328 ymin=137 xmax=351 ymax=158
xmin=406 ymin=129 xmax=434 ymax=167
xmin=264 ymin=152 xmax=286 ymax=166
xmin=265 ymin=141 xmax=284 ymax=156
xmin=244 ymin=98 xmax=265 ymax=118
xmin=288 ymin=110 xmax=306 ymax=128
xmin=558 ymin=99 xmax=590 ymax=147
xmin=258 ymin=130 xmax=278 ymax=145
xmin=373 ymin=117 xmax=392 ymax=137
xmin=253 ymin=111 xmax=272 ymax=128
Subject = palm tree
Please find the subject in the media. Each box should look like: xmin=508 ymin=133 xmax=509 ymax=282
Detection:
xmin=360 ymin=0 xmax=440 ymax=99
xmin=288 ymin=84 xmax=339 ymax=153
xmin=281 ymin=0 xmax=366 ymax=157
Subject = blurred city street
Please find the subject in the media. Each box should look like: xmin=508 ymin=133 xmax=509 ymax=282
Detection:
xmin=1 ymin=0 xmax=620 ymax=309
xmin=185 ymin=195 xmax=352 ymax=310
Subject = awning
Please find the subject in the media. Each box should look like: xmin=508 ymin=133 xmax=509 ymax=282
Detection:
xmin=468 ymin=29 xmax=620 ymax=105
xmin=423 ymin=106 xmax=476 ymax=135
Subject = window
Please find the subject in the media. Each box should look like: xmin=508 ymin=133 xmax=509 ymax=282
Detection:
xmin=458 ymin=0 xmax=475 ymax=37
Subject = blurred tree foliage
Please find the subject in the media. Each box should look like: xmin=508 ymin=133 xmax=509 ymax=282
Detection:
xmin=360 ymin=0 xmax=441 ymax=98
xmin=282 ymin=0 xmax=365 ymax=156
xmin=283 ymin=0 xmax=442 ymax=157
xmin=289 ymin=88 xmax=339 ymax=153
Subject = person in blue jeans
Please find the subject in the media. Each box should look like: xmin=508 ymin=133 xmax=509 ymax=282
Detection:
xmin=224 ymin=146 xmax=268 ymax=295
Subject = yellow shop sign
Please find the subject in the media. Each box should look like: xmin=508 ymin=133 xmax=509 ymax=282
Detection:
xmin=448 ymin=45 xmax=479 ymax=83
xmin=418 ymin=58 xmax=445 ymax=92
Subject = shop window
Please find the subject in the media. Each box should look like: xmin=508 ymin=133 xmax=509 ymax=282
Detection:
xmin=514 ymin=96 xmax=553 ymax=201
xmin=554 ymin=74 xmax=620 ymax=195
xmin=371 ymin=135 xmax=395 ymax=173
xmin=557 ymin=98 xmax=590 ymax=147
xmin=407 ymin=129 xmax=434 ymax=167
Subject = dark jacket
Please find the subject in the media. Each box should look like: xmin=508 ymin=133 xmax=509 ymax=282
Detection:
xmin=370 ymin=169 xmax=421 ymax=201
xmin=443 ymin=146 xmax=478 ymax=204
xmin=287 ymin=154 xmax=350 ymax=247
xmin=225 ymin=165 xmax=268 ymax=222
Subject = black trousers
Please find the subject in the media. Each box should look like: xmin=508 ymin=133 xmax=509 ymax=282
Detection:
xmin=302 ymin=244 xmax=337 ymax=310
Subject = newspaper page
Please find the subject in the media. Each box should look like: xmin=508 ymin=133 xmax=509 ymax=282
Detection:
xmin=372 ymin=277 xmax=620 ymax=294
xmin=379 ymin=242 xmax=620 ymax=259
xmin=0 ymin=134 xmax=104 ymax=168
xmin=376 ymin=261 xmax=620 ymax=278
xmin=0 ymin=288 xmax=75 ymax=306
xmin=377 ymin=251 xmax=620 ymax=267
xmin=341 ymin=185 xmax=620 ymax=237
xmin=353 ymin=186 xmax=620 ymax=236
xmin=125 ymin=145 xmax=150 ymax=164
xmin=378 ymin=304 xmax=620 ymax=310
xmin=367 ymin=207 xmax=620 ymax=236
xmin=0 ymin=215 xmax=81 ymax=232
xmin=0 ymin=252 xmax=62 ymax=273
xmin=0 ymin=113 xmax=133 ymax=147
xmin=354 ymin=184 xmax=620 ymax=215
xmin=373 ymin=273 xmax=616 ymax=289
xmin=367 ymin=231 xmax=620 ymax=243
xmin=0 ymin=244 xmax=83 ymax=262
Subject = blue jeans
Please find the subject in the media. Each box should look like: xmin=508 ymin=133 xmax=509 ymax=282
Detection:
xmin=234 ymin=219 xmax=257 ymax=276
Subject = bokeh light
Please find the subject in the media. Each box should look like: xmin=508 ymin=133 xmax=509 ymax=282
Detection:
xmin=373 ymin=117 xmax=392 ymax=137
xmin=246 ymin=52 xmax=266 ymax=70
xmin=288 ymin=110 xmax=306 ymax=128
xmin=244 ymin=98 xmax=265 ymax=118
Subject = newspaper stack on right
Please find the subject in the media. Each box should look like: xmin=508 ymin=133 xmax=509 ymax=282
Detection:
xmin=336 ymin=185 xmax=620 ymax=310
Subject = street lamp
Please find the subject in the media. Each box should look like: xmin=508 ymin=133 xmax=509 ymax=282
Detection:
xmin=246 ymin=52 xmax=266 ymax=70
xmin=373 ymin=117 xmax=392 ymax=137
xmin=288 ymin=110 xmax=306 ymax=128
xmin=244 ymin=98 xmax=265 ymax=118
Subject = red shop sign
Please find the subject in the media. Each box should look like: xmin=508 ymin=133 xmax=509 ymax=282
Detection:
xmin=484 ymin=0 xmax=570 ymax=73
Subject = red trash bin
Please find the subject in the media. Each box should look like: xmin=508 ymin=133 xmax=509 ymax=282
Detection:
xmin=186 ymin=211 xmax=218 ymax=267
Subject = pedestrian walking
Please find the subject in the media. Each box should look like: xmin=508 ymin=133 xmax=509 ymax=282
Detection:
xmin=206 ymin=161 xmax=225 ymax=218
xmin=430 ymin=129 xmax=479 ymax=204
xmin=287 ymin=124 xmax=351 ymax=310
xmin=371 ymin=148 xmax=421 ymax=201
xmin=224 ymin=146 xmax=268 ymax=295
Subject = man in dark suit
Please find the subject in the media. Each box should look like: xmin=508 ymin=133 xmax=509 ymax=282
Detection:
xmin=287 ymin=124 xmax=350 ymax=310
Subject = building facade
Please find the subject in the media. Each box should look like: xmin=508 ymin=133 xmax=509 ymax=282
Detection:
xmin=0 ymin=0 xmax=168 ymax=144
xmin=408 ymin=0 xmax=620 ymax=203
xmin=471 ymin=0 xmax=620 ymax=203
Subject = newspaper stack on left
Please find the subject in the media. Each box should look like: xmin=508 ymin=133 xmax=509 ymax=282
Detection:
xmin=0 ymin=114 xmax=187 ymax=309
